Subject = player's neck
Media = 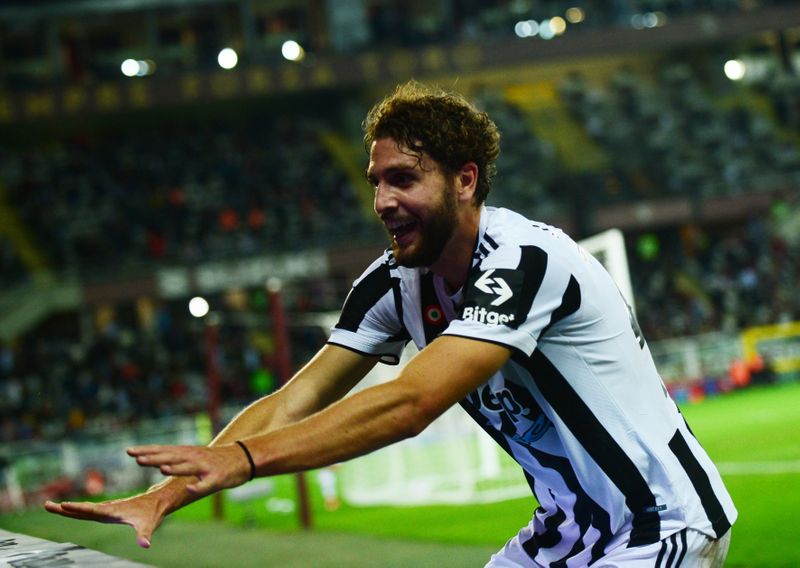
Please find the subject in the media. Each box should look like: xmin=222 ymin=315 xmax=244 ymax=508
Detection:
xmin=429 ymin=209 xmax=480 ymax=294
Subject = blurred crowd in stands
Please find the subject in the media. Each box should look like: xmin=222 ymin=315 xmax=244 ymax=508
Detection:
xmin=560 ymin=62 xmax=800 ymax=202
xmin=0 ymin=112 xmax=372 ymax=283
xmin=365 ymin=0 xmax=753 ymax=49
xmin=2 ymin=58 xmax=800 ymax=443
xmin=631 ymin=208 xmax=800 ymax=340
xmin=2 ymin=0 xmax=794 ymax=92
xmin=0 ymin=286 xmax=334 ymax=443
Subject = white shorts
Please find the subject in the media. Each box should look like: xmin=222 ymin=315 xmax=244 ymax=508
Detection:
xmin=486 ymin=525 xmax=731 ymax=567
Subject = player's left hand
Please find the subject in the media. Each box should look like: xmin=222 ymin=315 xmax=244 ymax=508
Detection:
xmin=127 ymin=444 xmax=252 ymax=496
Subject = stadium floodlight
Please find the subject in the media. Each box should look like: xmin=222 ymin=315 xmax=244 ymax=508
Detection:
xmin=281 ymin=40 xmax=305 ymax=62
xmin=550 ymin=16 xmax=567 ymax=35
xmin=189 ymin=296 xmax=210 ymax=318
xmin=724 ymin=59 xmax=746 ymax=81
xmin=121 ymin=58 xmax=140 ymax=77
xmin=539 ymin=19 xmax=555 ymax=40
xmin=514 ymin=20 xmax=538 ymax=38
xmin=136 ymin=59 xmax=155 ymax=76
xmin=565 ymin=7 xmax=584 ymax=23
xmin=217 ymin=47 xmax=238 ymax=70
xmin=122 ymin=59 xmax=156 ymax=77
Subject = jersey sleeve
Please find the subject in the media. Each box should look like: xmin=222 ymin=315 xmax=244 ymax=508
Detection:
xmin=442 ymin=244 xmax=579 ymax=356
xmin=327 ymin=254 xmax=410 ymax=364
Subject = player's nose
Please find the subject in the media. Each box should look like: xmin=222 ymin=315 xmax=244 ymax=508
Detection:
xmin=374 ymin=183 xmax=398 ymax=216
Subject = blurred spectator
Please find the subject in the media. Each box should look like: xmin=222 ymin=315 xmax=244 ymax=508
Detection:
xmin=559 ymin=63 xmax=800 ymax=201
xmin=630 ymin=210 xmax=800 ymax=340
xmin=0 ymin=112 xmax=376 ymax=277
xmin=0 ymin=278 xmax=337 ymax=443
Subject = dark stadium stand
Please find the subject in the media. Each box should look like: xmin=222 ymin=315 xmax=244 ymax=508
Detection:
xmin=559 ymin=63 xmax=800 ymax=200
xmin=0 ymin=111 xmax=374 ymax=276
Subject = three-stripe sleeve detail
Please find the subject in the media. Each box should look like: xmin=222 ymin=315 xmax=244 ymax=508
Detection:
xmin=656 ymin=528 xmax=688 ymax=568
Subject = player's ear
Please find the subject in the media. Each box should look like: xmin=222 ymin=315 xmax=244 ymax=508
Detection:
xmin=456 ymin=162 xmax=478 ymax=204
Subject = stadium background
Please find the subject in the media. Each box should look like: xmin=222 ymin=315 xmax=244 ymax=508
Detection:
xmin=1 ymin=0 xmax=800 ymax=566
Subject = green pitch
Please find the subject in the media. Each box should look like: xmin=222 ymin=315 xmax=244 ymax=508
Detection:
xmin=2 ymin=381 xmax=799 ymax=567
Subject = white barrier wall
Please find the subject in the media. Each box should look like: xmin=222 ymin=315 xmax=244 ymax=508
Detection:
xmin=0 ymin=528 xmax=154 ymax=567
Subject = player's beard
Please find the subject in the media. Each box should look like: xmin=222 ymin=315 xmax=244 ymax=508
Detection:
xmin=389 ymin=181 xmax=459 ymax=268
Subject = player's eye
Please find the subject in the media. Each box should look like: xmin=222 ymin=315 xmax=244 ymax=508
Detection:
xmin=391 ymin=173 xmax=415 ymax=187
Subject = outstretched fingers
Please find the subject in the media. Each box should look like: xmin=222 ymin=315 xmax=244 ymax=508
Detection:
xmin=129 ymin=445 xmax=199 ymax=475
xmin=128 ymin=444 xmax=249 ymax=494
xmin=44 ymin=500 xmax=119 ymax=522
xmin=43 ymin=500 xmax=153 ymax=548
xmin=128 ymin=445 xmax=184 ymax=465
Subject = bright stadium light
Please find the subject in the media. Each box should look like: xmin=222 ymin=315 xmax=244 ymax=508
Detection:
xmin=565 ymin=7 xmax=585 ymax=23
xmin=121 ymin=58 xmax=140 ymax=77
xmin=189 ymin=296 xmax=210 ymax=318
xmin=539 ymin=19 xmax=555 ymax=40
xmin=724 ymin=59 xmax=746 ymax=81
xmin=217 ymin=47 xmax=238 ymax=70
xmin=136 ymin=59 xmax=156 ymax=76
xmin=514 ymin=20 xmax=539 ymax=38
xmin=550 ymin=16 xmax=567 ymax=35
xmin=281 ymin=40 xmax=305 ymax=62
xmin=643 ymin=12 xmax=658 ymax=28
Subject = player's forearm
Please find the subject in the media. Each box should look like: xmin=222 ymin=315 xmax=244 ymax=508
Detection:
xmin=244 ymin=379 xmax=433 ymax=476
xmin=207 ymin=344 xmax=376 ymax=446
xmin=143 ymin=390 xmax=298 ymax=511
xmin=145 ymin=350 xmax=371 ymax=511
xmin=241 ymin=338 xmax=509 ymax=477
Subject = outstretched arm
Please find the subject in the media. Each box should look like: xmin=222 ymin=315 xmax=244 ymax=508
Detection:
xmin=44 ymin=344 xmax=379 ymax=547
xmin=129 ymin=336 xmax=510 ymax=494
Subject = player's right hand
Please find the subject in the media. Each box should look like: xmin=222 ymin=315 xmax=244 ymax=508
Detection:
xmin=44 ymin=492 xmax=165 ymax=549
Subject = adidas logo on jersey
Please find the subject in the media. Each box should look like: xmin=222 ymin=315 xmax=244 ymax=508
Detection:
xmin=462 ymin=306 xmax=515 ymax=325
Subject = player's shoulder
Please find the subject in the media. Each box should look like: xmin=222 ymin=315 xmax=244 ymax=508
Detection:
xmin=480 ymin=207 xmax=580 ymax=268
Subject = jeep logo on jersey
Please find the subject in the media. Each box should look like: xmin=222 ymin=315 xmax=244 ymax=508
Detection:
xmin=467 ymin=381 xmax=552 ymax=446
xmin=474 ymin=270 xmax=513 ymax=306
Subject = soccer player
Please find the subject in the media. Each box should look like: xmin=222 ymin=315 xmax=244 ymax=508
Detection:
xmin=46 ymin=82 xmax=736 ymax=567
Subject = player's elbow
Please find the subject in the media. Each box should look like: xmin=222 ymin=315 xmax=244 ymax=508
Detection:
xmin=399 ymin=389 xmax=446 ymax=439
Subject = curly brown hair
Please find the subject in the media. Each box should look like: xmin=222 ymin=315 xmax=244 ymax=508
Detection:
xmin=362 ymin=81 xmax=501 ymax=205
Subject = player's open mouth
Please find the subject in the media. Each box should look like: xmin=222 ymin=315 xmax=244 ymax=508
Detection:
xmin=388 ymin=220 xmax=417 ymax=247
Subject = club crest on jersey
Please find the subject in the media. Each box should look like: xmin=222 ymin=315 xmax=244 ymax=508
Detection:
xmin=424 ymin=304 xmax=444 ymax=326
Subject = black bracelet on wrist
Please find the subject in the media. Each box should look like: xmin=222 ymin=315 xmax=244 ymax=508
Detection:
xmin=235 ymin=440 xmax=256 ymax=481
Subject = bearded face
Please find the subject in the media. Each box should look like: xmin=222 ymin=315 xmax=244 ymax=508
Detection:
xmin=369 ymin=137 xmax=462 ymax=268
xmin=385 ymin=177 xmax=459 ymax=267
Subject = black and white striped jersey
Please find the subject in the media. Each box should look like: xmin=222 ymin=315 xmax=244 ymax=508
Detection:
xmin=328 ymin=206 xmax=736 ymax=566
